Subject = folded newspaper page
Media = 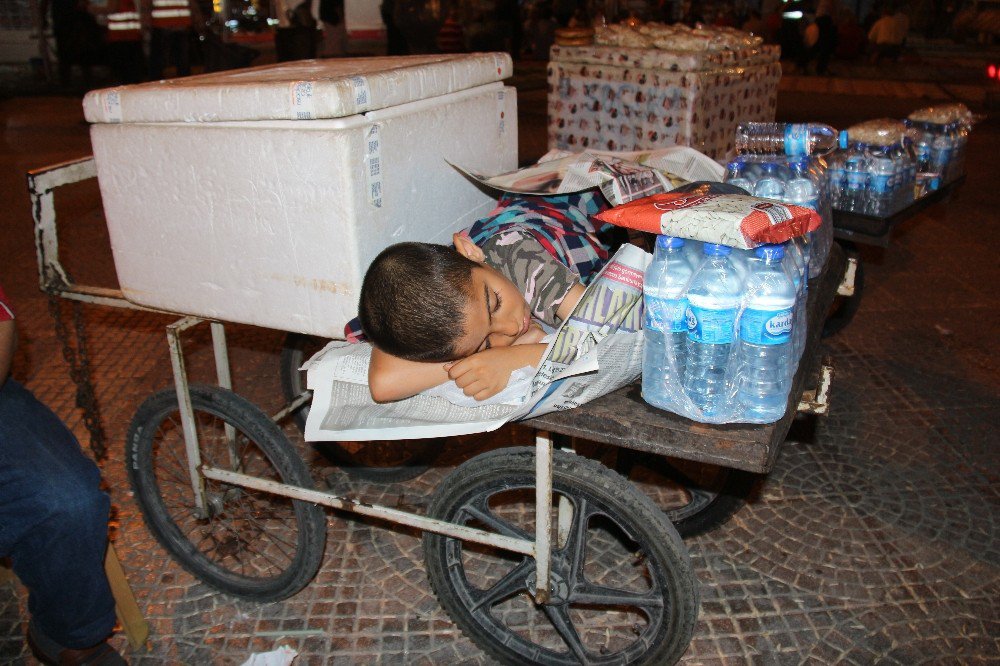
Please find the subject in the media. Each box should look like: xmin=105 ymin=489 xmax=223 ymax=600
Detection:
xmin=450 ymin=146 xmax=725 ymax=206
xmin=303 ymin=243 xmax=652 ymax=442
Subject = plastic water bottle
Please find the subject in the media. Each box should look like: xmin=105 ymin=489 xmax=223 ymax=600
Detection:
xmin=826 ymin=151 xmax=846 ymax=208
xmin=737 ymin=244 xmax=797 ymax=421
xmin=784 ymin=159 xmax=819 ymax=210
xmin=724 ymin=160 xmax=754 ymax=194
xmin=843 ymin=143 xmax=869 ymax=212
xmin=911 ymin=123 xmax=934 ymax=172
xmin=683 ymin=243 xmax=742 ymax=417
xmin=643 ymin=236 xmax=693 ymax=404
xmin=754 ymin=163 xmax=786 ymax=199
xmin=867 ymin=145 xmax=895 ymax=215
xmin=735 ymin=122 xmax=842 ymax=156
xmin=682 ymin=238 xmax=703 ymax=272
xmin=931 ymin=124 xmax=954 ymax=178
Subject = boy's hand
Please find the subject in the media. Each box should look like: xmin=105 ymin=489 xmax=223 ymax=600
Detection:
xmin=446 ymin=343 xmax=546 ymax=401
xmin=512 ymin=321 xmax=546 ymax=346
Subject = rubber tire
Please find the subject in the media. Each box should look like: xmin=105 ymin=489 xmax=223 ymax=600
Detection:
xmin=822 ymin=247 xmax=864 ymax=338
xmin=423 ymin=447 xmax=699 ymax=666
xmin=614 ymin=451 xmax=758 ymax=539
xmin=126 ymin=384 xmax=327 ymax=601
xmin=279 ymin=333 xmax=439 ymax=483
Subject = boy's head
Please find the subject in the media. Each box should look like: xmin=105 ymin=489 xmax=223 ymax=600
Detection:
xmin=359 ymin=236 xmax=532 ymax=363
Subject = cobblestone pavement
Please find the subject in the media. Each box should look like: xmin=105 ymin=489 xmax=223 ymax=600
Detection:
xmin=0 ymin=74 xmax=998 ymax=665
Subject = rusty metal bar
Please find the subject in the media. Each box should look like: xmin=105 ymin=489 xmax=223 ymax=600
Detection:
xmin=201 ymin=467 xmax=537 ymax=557
xmin=166 ymin=316 xmax=208 ymax=514
xmin=533 ymin=431 xmax=554 ymax=604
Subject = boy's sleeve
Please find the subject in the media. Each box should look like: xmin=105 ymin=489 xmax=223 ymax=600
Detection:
xmin=479 ymin=230 xmax=580 ymax=327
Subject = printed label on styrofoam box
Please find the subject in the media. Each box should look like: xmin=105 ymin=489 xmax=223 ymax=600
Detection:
xmin=351 ymin=76 xmax=371 ymax=112
xmin=103 ymin=90 xmax=123 ymax=123
xmin=290 ymin=81 xmax=315 ymax=119
xmin=365 ymin=124 xmax=383 ymax=208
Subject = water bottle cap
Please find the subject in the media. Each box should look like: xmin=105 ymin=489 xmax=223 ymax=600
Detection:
xmin=726 ymin=160 xmax=742 ymax=170
xmin=838 ymin=130 xmax=849 ymax=149
xmin=703 ymin=243 xmax=732 ymax=256
xmin=761 ymin=162 xmax=777 ymax=172
xmin=655 ymin=235 xmax=685 ymax=249
xmin=755 ymin=243 xmax=785 ymax=261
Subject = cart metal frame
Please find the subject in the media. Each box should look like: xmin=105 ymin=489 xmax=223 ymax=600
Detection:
xmin=28 ymin=155 xmax=851 ymax=652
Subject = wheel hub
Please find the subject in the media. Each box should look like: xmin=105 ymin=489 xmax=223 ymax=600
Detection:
xmin=525 ymin=552 xmax=573 ymax=604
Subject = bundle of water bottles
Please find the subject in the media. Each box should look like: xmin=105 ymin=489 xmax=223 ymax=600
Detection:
xmin=642 ymin=235 xmax=809 ymax=424
xmin=828 ymin=103 xmax=973 ymax=217
xmin=724 ymin=122 xmax=836 ymax=280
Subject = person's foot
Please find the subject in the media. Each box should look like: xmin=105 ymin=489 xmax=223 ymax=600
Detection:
xmin=27 ymin=622 xmax=127 ymax=665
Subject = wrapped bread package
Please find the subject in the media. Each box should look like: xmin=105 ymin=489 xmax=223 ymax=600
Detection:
xmin=595 ymin=189 xmax=822 ymax=249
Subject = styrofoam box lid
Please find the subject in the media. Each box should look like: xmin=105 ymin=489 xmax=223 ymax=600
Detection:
xmin=549 ymin=44 xmax=780 ymax=73
xmin=83 ymin=52 xmax=513 ymax=124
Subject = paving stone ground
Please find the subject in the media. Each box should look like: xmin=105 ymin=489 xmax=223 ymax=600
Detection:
xmin=0 ymin=66 xmax=997 ymax=665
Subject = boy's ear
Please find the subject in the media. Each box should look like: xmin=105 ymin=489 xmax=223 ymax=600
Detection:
xmin=453 ymin=233 xmax=486 ymax=264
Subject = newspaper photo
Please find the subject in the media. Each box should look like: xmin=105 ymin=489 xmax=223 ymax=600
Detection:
xmin=450 ymin=146 xmax=725 ymax=206
xmin=303 ymin=243 xmax=652 ymax=442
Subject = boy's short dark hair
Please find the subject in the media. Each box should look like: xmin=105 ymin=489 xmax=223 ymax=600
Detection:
xmin=359 ymin=242 xmax=478 ymax=362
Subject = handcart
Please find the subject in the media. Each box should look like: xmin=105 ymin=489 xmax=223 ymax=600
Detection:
xmin=28 ymin=156 xmax=849 ymax=665
xmin=824 ymin=176 xmax=965 ymax=337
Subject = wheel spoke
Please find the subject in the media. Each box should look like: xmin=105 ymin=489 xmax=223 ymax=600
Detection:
xmin=569 ymin=582 xmax=663 ymax=611
xmin=562 ymin=497 xmax=591 ymax=585
xmin=468 ymin=557 xmax=535 ymax=614
xmin=541 ymin=603 xmax=592 ymax=664
xmin=462 ymin=497 xmax=532 ymax=541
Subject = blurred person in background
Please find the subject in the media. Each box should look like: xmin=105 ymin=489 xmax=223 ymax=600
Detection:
xmin=868 ymin=3 xmax=906 ymax=63
xmin=89 ymin=0 xmax=146 ymax=84
xmin=436 ymin=6 xmax=466 ymax=52
xmin=318 ymin=0 xmax=346 ymax=57
xmin=273 ymin=0 xmax=318 ymax=61
xmin=40 ymin=0 xmax=104 ymax=90
xmin=143 ymin=0 xmax=202 ymax=79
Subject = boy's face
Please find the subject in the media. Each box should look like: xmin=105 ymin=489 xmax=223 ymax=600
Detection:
xmin=453 ymin=264 xmax=532 ymax=358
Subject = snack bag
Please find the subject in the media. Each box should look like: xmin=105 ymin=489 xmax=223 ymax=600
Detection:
xmin=594 ymin=187 xmax=822 ymax=249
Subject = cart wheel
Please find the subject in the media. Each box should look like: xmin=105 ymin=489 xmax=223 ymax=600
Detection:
xmin=280 ymin=332 xmax=440 ymax=482
xmin=822 ymin=243 xmax=865 ymax=338
xmin=423 ymin=447 xmax=698 ymax=666
xmin=126 ymin=384 xmax=327 ymax=601
xmin=615 ymin=451 xmax=758 ymax=538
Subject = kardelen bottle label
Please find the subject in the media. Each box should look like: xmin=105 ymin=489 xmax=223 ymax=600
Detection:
xmin=740 ymin=307 xmax=793 ymax=345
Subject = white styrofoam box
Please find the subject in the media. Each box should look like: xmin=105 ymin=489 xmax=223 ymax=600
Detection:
xmin=91 ymin=82 xmax=517 ymax=337
xmin=83 ymin=53 xmax=513 ymax=123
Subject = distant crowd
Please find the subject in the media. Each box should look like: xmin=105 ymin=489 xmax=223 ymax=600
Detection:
xmin=44 ymin=0 xmax=958 ymax=91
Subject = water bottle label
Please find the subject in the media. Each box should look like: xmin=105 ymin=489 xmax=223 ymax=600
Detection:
xmin=644 ymin=296 xmax=688 ymax=334
xmin=784 ymin=124 xmax=808 ymax=156
xmin=871 ymin=173 xmax=891 ymax=194
xmin=686 ymin=305 xmax=737 ymax=344
xmin=846 ymin=170 xmax=866 ymax=191
xmin=740 ymin=307 xmax=793 ymax=345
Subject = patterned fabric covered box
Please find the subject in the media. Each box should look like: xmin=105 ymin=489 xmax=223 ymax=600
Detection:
xmin=547 ymin=44 xmax=781 ymax=161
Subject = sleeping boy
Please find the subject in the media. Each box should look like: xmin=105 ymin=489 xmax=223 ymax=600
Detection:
xmin=357 ymin=191 xmax=614 ymax=403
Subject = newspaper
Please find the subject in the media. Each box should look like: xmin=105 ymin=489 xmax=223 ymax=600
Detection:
xmin=450 ymin=146 xmax=725 ymax=206
xmin=303 ymin=243 xmax=651 ymax=442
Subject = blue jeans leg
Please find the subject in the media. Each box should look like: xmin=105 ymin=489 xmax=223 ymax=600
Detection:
xmin=0 ymin=379 xmax=116 ymax=649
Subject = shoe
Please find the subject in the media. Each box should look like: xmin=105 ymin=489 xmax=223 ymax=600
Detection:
xmin=27 ymin=622 xmax=127 ymax=666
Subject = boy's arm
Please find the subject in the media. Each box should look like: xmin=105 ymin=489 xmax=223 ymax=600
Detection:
xmin=368 ymin=347 xmax=451 ymax=403
xmin=368 ymin=341 xmax=548 ymax=403
xmin=556 ymin=283 xmax=585 ymax=323
xmin=446 ymin=343 xmax=547 ymax=402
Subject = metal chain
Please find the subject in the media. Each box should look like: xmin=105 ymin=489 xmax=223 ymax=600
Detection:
xmin=46 ymin=292 xmax=107 ymax=461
